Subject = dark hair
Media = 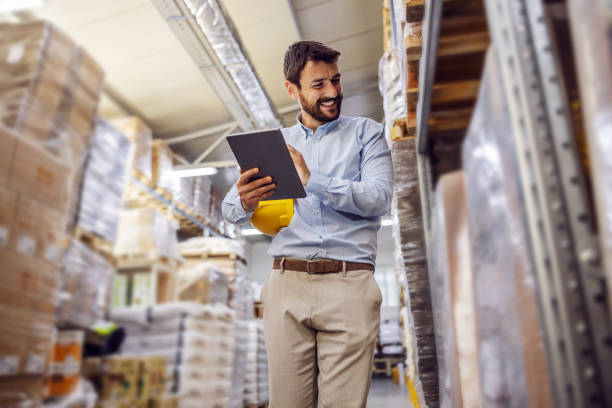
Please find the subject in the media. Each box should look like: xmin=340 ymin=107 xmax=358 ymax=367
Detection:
xmin=283 ymin=41 xmax=341 ymax=88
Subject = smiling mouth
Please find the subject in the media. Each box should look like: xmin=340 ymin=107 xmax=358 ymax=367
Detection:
xmin=320 ymin=100 xmax=336 ymax=108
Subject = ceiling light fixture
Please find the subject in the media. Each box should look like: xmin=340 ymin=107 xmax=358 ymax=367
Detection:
xmin=174 ymin=166 xmax=219 ymax=178
xmin=0 ymin=0 xmax=46 ymax=13
xmin=184 ymin=0 xmax=280 ymax=129
xmin=241 ymin=228 xmax=263 ymax=236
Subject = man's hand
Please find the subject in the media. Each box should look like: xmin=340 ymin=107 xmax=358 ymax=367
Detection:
xmin=287 ymin=144 xmax=310 ymax=187
xmin=238 ymin=168 xmax=276 ymax=212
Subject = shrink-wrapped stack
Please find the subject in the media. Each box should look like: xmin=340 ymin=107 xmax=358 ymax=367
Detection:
xmin=193 ymin=176 xmax=212 ymax=222
xmin=243 ymin=321 xmax=269 ymax=406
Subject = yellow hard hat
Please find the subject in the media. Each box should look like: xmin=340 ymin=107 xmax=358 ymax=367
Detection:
xmin=250 ymin=199 xmax=294 ymax=236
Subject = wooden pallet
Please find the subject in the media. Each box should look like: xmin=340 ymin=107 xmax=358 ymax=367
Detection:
xmin=72 ymin=227 xmax=115 ymax=263
xmin=254 ymin=302 xmax=264 ymax=319
xmin=116 ymin=252 xmax=181 ymax=270
xmin=131 ymin=168 xmax=154 ymax=189
xmin=182 ymin=251 xmax=247 ymax=265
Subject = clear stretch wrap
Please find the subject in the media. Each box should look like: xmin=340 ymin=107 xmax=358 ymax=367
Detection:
xmin=391 ymin=137 xmax=438 ymax=407
xmin=243 ymin=320 xmax=269 ymax=406
xmin=567 ymin=0 xmax=612 ymax=313
xmin=461 ymin=52 xmax=553 ymax=408
xmin=114 ymin=208 xmax=181 ymax=261
xmin=177 ymin=262 xmax=229 ymax=305
xmin=111 ymin=116 xmax=153 ymax=181
xmin=74 ymin=119 xmax=130 ymax=243
xmin=152 ymin=140 xmax=175 ymax=194
xmin=430 ymin=172 xmax=482 ymax=408
xmin=172 ymin=176 xmax=195 ymax=213
xmin=378 ymin=49 xmax=406 ymax=142
xmin=57 ymin=238 xmax=115 ymax=328
xmin=111 ymin=302 xmax=236 ymax=407
xmin=193 ymin=176 xmax=213 ymax=223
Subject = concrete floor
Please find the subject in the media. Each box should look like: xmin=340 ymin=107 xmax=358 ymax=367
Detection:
xmin=367 ymin=376 xmax=413 ymax=407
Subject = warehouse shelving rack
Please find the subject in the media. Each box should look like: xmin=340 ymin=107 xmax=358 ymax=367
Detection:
xmin=129 ymin=176 xmax=224 ymax=238
xmin=415 ymin=0 xmax=612 ymax=407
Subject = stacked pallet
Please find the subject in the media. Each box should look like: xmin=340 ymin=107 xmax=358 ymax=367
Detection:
xmin=243 ymin=321 xmax=269 ymax=407
xmin=111 ymin=302 xmax=236 ymax=408
xmin=390 ymin=137 xmax=437 ymax=406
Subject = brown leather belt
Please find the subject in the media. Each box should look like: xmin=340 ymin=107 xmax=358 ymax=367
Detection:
xmin=273 ymin=258 xmax=374 ymax=274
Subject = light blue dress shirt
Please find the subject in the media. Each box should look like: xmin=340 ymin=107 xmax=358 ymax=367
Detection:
xmin=222 ymin=115 xmax=393 ymax=265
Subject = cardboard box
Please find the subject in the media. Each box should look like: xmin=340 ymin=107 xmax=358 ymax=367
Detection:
xmin=0 ymin=186 xmax=17 ymax=248
xmin=0 ymin=127 xmax=17 ymax=186
xmin=111 ymin=116 xmax=153 ymax=180
xmin=47 ymin=330 xmax=84 ymax=397
xmin=0 ymin=375 xmax=44 ymax=407
xmin=139 ymin=356 xmax=166 ymax=399
xmin=8 ymin=137 xmax=73 ymax=214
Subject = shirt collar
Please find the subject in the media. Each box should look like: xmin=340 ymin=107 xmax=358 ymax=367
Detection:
xmin=296 ymin=113 xmax=342 ymax=137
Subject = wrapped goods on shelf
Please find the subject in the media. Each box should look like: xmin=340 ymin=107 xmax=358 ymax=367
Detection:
xmin=567 ymin=0 xmax=612 ymax=314
xmin=111 ymin=302 xmax=236 ymax=408
xmin=57 ymin=238 xmax=114 ymax=328
xmin=111 ymin=116 xmax=153 ymax=181
xmin=152 ymin=140 xmax=175 ymax=194
xmin=379 ymin=320 xmax=403 ymax=348
xmin=113 ymin=262 xmax=177 ymax=308
xmin=193 ymin=176 xmax=212 ymax=222
xmin=462 ymin=52 xmax=553 ymax=407
xmin=114 ymin=208 xmax=181 ymax=261
xmin=378 ymin=49 xmax=406 ymax=141
xmin=243 ymin=320 xmax=269 ymax=406
xmin=171 ymin=176 xmax=195 ymax=213
xmin=0 ymin=21 xmax=103 ymax=164
xmin=430 ymin=171 xmax=482 ymax=408
xmin=390 ymin=136 xmax=437 ymax=407
xmin=177 ymin=262 xmax=229 ymax=305
xmin=74 ymin=119 xmax=130 ymax=243
xmin=228 ymin=320 xmax=248 ymax=408
xmin=229 ymin=274 xmax=255 ymax=320
xmin=179 ymin=236 xmax=245 ymax=259
xmin=0 ymin=376 xmax=46 ymax=408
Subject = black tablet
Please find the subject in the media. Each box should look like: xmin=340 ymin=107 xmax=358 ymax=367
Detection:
xmin=226 ymin=129 xmax=307 ymax=200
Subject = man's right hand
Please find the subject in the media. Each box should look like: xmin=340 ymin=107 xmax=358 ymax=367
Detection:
xmin=238 ymin=168 xmax=276 ymax=212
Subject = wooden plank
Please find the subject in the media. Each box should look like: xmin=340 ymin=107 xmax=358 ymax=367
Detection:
xmin=405 ymin=108 xmax=474 ymax=136
xmin=406 ymin=23 xmax=489 ymax=61
xmin=406 ymin=80 xmax=480 ymax=109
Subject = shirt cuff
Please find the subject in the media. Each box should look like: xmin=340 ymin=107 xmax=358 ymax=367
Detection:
xmin=305 ymin=171 xmax=329 ymax=198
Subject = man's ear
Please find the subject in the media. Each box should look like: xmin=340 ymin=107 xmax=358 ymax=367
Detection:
xmin=285 ymin=80 xmax=299 ymax=101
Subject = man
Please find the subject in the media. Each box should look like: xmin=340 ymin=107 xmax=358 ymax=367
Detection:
xmin=222 ymin=40 xmax=393 ymax=407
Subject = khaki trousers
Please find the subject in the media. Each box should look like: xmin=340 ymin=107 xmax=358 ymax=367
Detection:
xmin=261 ymin=263 xmax=382 ymax=408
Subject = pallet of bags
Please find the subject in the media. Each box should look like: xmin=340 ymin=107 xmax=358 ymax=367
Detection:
xmin=192 ymin=176 xmax=212 ymax=223
xmin=111 ymin=302 xmax=236 ymax=408
xmin=243 ymin=321 xmax=269 ymax=406
xmin=176 ymin=261 xmax=229 ymax=305
xmin=228 ymin=320 xmax=248 ymax=408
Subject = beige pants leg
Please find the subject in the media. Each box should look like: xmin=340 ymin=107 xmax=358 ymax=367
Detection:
xmin=262 ymin=267 xmax=382 ymax=408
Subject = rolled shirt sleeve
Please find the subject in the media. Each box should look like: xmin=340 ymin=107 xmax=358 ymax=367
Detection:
xmin=222 ymin=183 xmax=254 ymax=225
xmin=304 ymin=126 xmax=393 ymax=218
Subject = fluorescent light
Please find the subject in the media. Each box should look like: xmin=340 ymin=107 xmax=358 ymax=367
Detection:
xmin=242 ymin=228 xmax=263 ymax=236
xmin=174 ymin=167 xmax=218 ymax=178
xmin=0 ymin=0 xmax=46 ymax=13
xmin=381 ymin=219 xmax=393 ymax=227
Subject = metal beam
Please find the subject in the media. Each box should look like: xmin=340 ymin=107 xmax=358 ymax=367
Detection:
xmin=192 ymin=124 xmax=237 ymax=164
xmin=164 ymin=122 xmax=237 ymax=146
xmin=175 ymin=160 xmax=237 ymax=170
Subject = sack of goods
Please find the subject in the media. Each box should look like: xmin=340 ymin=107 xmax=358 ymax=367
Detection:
xmin=111 ymin=302 xmax=237 ymax=408
xmin=228 ymin=320 xmax=248 ymax=408
xmin=176 ymin=262 xmax=229 ymax=305
xmin=243 ymin=321 xmax=269 ymax=406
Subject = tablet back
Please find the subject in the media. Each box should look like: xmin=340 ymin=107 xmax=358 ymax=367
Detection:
xmin=226 ymin=129 xmax=306 ymax=200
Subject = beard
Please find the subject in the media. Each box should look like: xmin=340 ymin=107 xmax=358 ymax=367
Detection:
xmin=299 ymin=92 xmax=343 ymax=123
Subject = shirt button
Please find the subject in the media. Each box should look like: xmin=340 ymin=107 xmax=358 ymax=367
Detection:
xmin=319 ymin=235 xmax=322 ymax=239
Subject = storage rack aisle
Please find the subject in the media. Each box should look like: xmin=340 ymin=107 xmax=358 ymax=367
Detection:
xmin=0 ymin=19 xmax=269 ymax=408
xmin=381 ymin=0 xmax=612 ymax=407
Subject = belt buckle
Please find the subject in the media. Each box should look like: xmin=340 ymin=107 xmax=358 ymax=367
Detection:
xmin=306 ymin=260 xmax=314 ymax=274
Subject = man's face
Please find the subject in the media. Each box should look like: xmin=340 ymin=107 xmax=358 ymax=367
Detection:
xmin=291 ymin=60 xmax=343 ymax=124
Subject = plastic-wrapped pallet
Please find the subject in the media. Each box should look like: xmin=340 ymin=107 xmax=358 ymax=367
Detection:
xmin=74 ymin=119 xmax=130 ymax=243
xmin=243 ymin=320 xmax=269 ymax=406
xmin=378 ymin=49 xmax=406 ymax=143
xmin=56 ymin=238 xmax=114 ymax=328
xmin=0 ymin=128 xmax=79 ymax=405
xmin=193 ymin=176 xmax=212 ymax=223
xmin=171 ymin=176 xmax=195 ymax=213
xmin=111 ymin=116 xmax=153 ymax=181
xmin=228 ymin=320 xmax=248 ymax=408
xmin=176 ymin=262 xmax=229 ymax=305
xmin=114 ymin=208 xmax=181 ymax=262
xmin=462 ymin=52 xmax=553 ymax=407
xmin=179 ymin=237 xmax=245 ymax=259
xmin=111 ymin=302 xmax=236 ymax=408
xmin=430 ymin=171 xmax=482 ymax=408
xmin=567 ymin=0 xmax=612 ymax=315
xmin=390 ymin=136 xmax=438 ymax=407
xmin=153 ymin=140 xmax=175 ymax=194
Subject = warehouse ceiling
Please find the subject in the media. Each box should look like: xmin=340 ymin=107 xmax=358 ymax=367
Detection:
xmin=28 ymin=0 xmax=383 ymax=191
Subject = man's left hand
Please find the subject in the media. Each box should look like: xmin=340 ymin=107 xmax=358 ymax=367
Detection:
xmin=287 ymin=144 xmax=310 ymax=187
